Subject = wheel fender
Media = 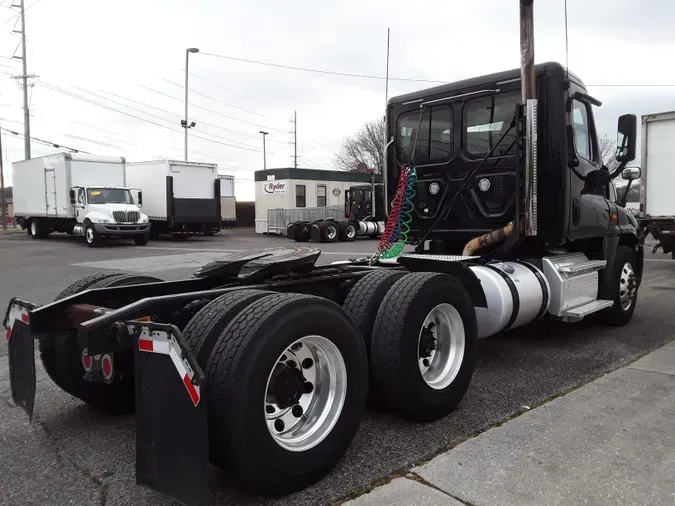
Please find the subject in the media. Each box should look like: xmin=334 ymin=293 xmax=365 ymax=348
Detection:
xmin=600 ymin=236 xmax=619 ymax=300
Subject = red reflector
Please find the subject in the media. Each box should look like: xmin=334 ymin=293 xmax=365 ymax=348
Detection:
xmin=102 ymin=355 xmax=113 ymax=379
xmin=5 ymin=328 xmax=10 ymax=341
xmin=138 ymin=339 xmax=154 ymax=352
xmin=21 ymin=314 xmax=28 ymax=323
xmin=183 ymin=374 xmax=200 ymax=407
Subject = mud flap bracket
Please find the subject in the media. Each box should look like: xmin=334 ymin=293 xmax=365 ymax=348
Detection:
xmin=131 ymin=321 xmax=209 ymax=506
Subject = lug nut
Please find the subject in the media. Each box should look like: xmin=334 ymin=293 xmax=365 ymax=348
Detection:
xmin=265 ymin=405 xmax=275 ymax=414
xmin=291 ymin=342 xmax=303 ymax=352
xmin=302 ymin=358 xmax=314 ymax=369
xmin=279 ymin=354 xmax=287 ymax=362
xmin=304 ymin=381 xmax=314 ymax=394
xmin=292 ymin=405 xmax=304 ymax=418
xmin=274 ymin=419 xmax=285 ymax=432
xmin=287 ymin=360 xmax=297 ymax=368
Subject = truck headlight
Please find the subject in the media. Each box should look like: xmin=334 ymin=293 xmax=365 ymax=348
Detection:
xmin=91 ymin=217 xmax=110 ymax=223
xmin=139 ymin=216 xmax=149 ymax=223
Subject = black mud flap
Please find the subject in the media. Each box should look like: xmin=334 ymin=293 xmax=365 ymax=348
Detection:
xmin=4 ymin=298 xmax=37 ymax=421
xmin=131 ymin=321 xmax=209 ymax=506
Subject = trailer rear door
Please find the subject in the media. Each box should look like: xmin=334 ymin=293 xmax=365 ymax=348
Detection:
xmin=645 ymin=115 xmax=675 ymax=218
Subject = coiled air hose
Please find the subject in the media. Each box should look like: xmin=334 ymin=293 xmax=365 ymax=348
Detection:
xmin=375 ymin=165 xmax=417 ymax=260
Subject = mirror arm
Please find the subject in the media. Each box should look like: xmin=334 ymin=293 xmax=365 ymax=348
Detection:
xmin=619 ymin=178 xmax=634 ymax=208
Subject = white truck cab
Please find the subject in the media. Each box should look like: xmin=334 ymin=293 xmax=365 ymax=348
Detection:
xmin=70 ymin=186 xmax=150 ymax=247
xmin=12 ymin=153 xmax=152 ymax=247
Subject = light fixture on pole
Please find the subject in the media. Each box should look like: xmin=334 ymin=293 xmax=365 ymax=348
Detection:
xmin=183 ymin=47 xmax=199 ymax=161
xmin=259 ymin=130 xmax=269 ymax=170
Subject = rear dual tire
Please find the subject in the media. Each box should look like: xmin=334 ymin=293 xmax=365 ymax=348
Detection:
xmin=185 ymin=292 xmax=368 ymax=495
xmin=346 ymin=271 xmax=478 ymax=422
xmin=38 ymin=273 xmax=164 ymax=414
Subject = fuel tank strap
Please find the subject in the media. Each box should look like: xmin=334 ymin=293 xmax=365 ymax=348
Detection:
xmin=516 ymin=261 xmax=549 ymax=320
xmin=484 ymin=264 xmax=520 ymax=331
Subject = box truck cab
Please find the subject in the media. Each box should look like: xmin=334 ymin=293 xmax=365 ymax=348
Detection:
xmin=12 ymin=153 xmax=151 ymax=247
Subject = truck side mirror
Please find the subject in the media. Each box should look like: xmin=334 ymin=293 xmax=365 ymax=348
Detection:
xmin=69 ymin=189 xmax=76 ymax=205
xmin=615 ymin=114 xmax=637 ymax=163
xmin=138 ymin=191 xmax=143 ymax=206
xmin=621 ymin=166 xmax=641 ymax=181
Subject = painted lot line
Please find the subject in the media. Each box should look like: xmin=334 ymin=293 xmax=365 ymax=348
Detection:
xmin=70 ymin=249 xmax=368 ymax=273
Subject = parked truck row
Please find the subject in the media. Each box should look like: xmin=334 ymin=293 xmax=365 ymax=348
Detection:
xmin=11 ymin=154 xmax=236 ymax=247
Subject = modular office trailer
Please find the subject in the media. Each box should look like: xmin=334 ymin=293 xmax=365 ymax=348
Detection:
xmin=126 ymin=160 xmax=221 ymax=236
xmin=254 ymin=168 xmax=380 ymax=233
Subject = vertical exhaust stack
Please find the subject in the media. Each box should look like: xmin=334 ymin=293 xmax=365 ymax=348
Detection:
xmin=520 ymin=0 xmax=538 ymax=236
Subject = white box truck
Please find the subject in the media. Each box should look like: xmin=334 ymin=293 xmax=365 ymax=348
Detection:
xmin=11 ymin=153 xmax=151 ymax=247
xmin=126 ymin=160 xmax=221 ymax=237
xmin=218 ymin=174 xmax=236 ymax=228
xmin=639 ymin=111 xmax=675 ymax=258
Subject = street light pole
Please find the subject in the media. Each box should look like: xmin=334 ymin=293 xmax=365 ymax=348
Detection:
xmin=184 ymin=47 xmax=199 ymax=161
xmin=259 ymin=130 xmax=268 ymax=170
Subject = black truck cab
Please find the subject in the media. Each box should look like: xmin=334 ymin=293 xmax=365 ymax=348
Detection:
xmin=384 ymin=62 xmax=639 ymax=257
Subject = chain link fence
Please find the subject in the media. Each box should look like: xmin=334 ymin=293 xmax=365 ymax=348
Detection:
xmin=266 ymin=205 xmax=345 ymax=235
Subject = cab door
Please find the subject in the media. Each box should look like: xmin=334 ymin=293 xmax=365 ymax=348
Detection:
xmin=566 ymin=88 xmax=611 ymax=240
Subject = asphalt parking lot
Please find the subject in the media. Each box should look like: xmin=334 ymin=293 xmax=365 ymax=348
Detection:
xmin=1 ymin=229 xmax=674 ymax=506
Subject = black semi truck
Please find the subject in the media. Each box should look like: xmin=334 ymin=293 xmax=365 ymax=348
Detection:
xmin=3 ymin=2 xmax=643 ymax=504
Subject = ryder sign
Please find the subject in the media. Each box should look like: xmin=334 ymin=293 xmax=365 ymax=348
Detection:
xmin=264 ymin=182 xmax=286 ymax=194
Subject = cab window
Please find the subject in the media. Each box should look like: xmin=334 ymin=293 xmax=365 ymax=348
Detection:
xmin=572 ymin=99 xmax=597 ymax=162
xmin=397 ymin=105 xmax=452 ymax=165
xmin=463 ymin=90 xmax=519 ymax=158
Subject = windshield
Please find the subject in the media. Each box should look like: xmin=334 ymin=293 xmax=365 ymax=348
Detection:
xmin=87 ymin=188 xmax=134 ymax=204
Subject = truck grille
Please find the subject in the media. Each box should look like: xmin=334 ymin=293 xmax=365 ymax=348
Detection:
xmin=113 ymin=211 xmax=140 ymax=223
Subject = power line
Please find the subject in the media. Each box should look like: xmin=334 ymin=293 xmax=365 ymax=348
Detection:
xmin=137 ymin=84 xmax=287 ymax=133
xmin=188 ymin=71 xmax=281 ymax=112
xmin=69 ymin=84 xmax=268 ymax=152
xmin=162 ymin=78 xmax=276 ymax=120
xmin=1 ymin=126 xmax=87 ymax=153
xmin=98 ymin=87 xmax=282 ymax=150
xmin=197 ymin=52 xmax=675 ymax=88
xmin=35 ymin=80 xmax=266 ymax=153
xmin=201 ymin=51 xmax=447 ymax=84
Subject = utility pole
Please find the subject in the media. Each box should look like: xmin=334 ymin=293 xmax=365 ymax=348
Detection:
xmin=0 ymin=124 xmax=6 ymax=230
xmin=293 ymin=111 xmax=297 ymax=168
xmin=11 ymin=0 xmax=36 ymax=160
xmin=259 ymin=130 xmax=268 ymax=170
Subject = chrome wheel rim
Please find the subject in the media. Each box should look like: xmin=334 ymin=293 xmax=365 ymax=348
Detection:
xmin=346 ymin=226 xmax=356 ymax=239
xmin=417 ymin=303 xmax=465 ymax=390
xmin=85 ymin=228 xmax=94 ymax=243
xmin=619 ymin=261 xmax=637 ymax=310
xmin=264 ymin=335 xmax=347 ymax=452
xmin=326 ymin=226 xmax=337 ymax=240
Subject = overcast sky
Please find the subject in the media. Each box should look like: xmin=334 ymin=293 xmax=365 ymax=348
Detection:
xmin=0 ymin=0 xmax=672 ymax=200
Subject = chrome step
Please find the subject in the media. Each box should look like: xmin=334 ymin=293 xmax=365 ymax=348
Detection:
xmin=561 ymin=299 xmax=614 ymax=322
xmin=398 ymin=253 xmax=481 ymax=262
xmin=557 ymin=259 xmax=607 ymax=274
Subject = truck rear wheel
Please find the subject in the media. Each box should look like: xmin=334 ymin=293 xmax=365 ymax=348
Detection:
xmin=205 ymin=293 xmax=368 ymax=494
xmin=342 ymin=270 xmax=407 ymax=351
xmin=370 ymin=272 xmax=478 ymax=422
xmin=600 ymin=245 xmax=639 ymax=326
xmin=183 ymin=289 xmax=275 ymax=368
xmin=321 ymin=221 xmax=339 ymax=243
xmin=38 ymin=273 xmax=164 ymax=414
xmin=30 ymin=219 xmax=49 ymax=239
xmin=338 ymin=221 xmax=357 ymax=242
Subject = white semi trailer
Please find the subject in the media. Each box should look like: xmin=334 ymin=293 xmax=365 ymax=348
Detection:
xmin=11 ymin=153 xmax=150 ymax=247
xmin=218 ymin=174 xmax=237 ymax=228
xmin=638 ymin=111 xmax=675 ymax=258
xmin=126 ymin=160 xmax=221 ymax=238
